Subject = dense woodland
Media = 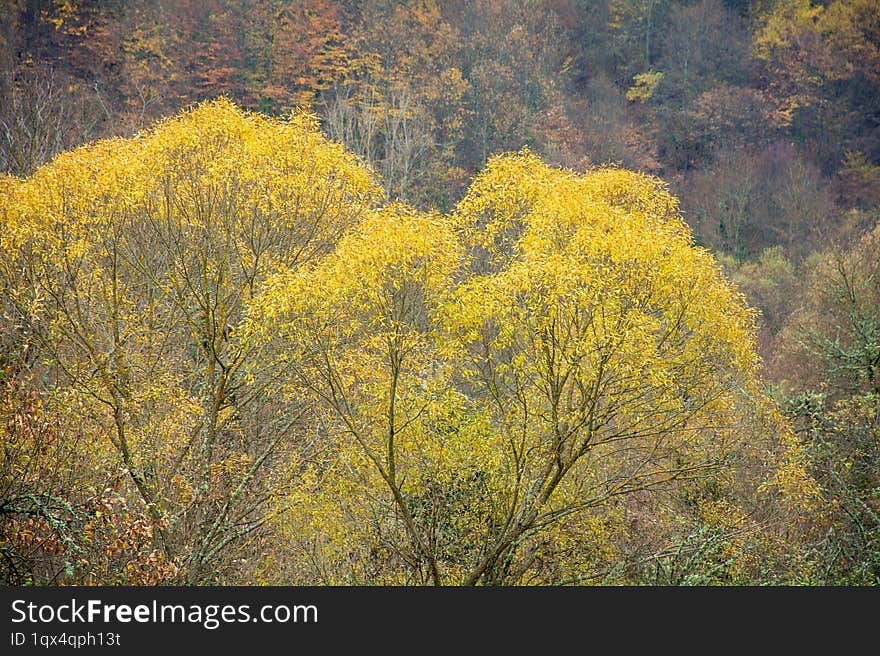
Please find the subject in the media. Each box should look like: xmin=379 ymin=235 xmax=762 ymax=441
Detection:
xmin=1 ymin=0 xmax=878 ymax=585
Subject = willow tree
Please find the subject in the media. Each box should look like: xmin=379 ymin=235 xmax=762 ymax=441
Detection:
xmin=248 ymin=150 xmax=817 ymax=585
xmin=0 ymin=99 xmax=382 ymax=583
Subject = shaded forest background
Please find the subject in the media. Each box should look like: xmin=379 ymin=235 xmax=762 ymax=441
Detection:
xmin=1 ymin=0 xmax=879 ymax=585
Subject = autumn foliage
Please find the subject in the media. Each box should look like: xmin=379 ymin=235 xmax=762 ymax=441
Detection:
xmin=2 ymin=0 xmax=879 ymax=585
xmin=2 ymin=100 xmax=820 ymax=585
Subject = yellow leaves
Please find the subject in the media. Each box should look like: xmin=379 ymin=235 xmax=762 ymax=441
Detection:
xmin=243 ymin=144 xmax=797 ymax=582
xmin=759 ymin=411 xmax=824 ymax=516
xmin=6 ymin=97 xmax=385 ymax=346
xmin=1 ymin=99 xmax=390 ymax=582
xmin=626 ymin=70 xmax=664 ymax=103
xmin=249 ymin=202 xmax=461 ymax=353
xmin=754 ymin=0 xmax=824 ymax=61
xmin=452 ymin=148 xmax=560 ymax=262
xmin=444 ymin=152 xmax=761 ymax=405
xmin=0 ymin=171 xmax=19 ymax=196
xmin=64 ymin=237 xmax=92 ymax=261
xmin=5 ymin=98 xmax=383 ymax=272
xmin=170 ymin=474 xmax=195 ymax=507
xmin=324 ymin=203 xmax=461 ymax=313
xmin=210 ymin=452 xmax=253 ymax=481
xmin=6 ymin=96 xmax=814 ymax=584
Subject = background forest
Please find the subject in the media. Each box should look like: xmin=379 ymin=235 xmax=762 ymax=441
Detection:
xmin=1 ymin=0 xmax=878 ymax=585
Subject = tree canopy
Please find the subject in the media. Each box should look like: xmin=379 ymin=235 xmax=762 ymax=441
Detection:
xmin=4 ymin=0 xmax=879 ymax=585
xmin=242 ymin=148 xmax=816 ymax=585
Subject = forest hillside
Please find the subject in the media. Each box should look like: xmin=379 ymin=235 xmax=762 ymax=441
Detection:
xmin=1 ymin=0 xmax=878 ymax=585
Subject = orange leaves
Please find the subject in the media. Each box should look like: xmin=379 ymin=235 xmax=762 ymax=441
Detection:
xmin=269 ymin=0 xmax=351 ymax=107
